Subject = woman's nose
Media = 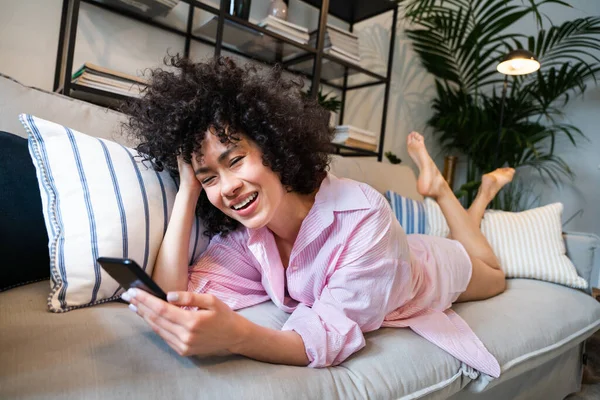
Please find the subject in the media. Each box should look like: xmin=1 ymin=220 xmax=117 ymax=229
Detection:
xmin=220 ymin=173 xmax=242 ymax=196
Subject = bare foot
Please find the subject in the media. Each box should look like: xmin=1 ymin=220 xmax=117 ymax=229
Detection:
xmin=406 ymin=131 xmax=447 ymax=198
xmin=480 ymin=167 xmax=516 ymax=201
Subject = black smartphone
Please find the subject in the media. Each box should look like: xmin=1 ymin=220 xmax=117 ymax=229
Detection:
xmin=97 ymin=257 xmax=167 ymax=301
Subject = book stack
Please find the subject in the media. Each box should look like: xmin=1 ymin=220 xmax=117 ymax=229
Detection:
xmin=309 ymin=24 xmax=360 ymax=66
xmin=257 ymin=16 xmax=310 ymax=45
xmin=71 ymin=63 xmax=147 ymax=99
xmin=333 ymin=125 xmax=378 ymax=151
xmin=100 ymin=0 xmax=179 ymax=18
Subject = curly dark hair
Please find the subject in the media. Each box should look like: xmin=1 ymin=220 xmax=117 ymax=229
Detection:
xmin=123 ymin=55 xmax=334 ymax=238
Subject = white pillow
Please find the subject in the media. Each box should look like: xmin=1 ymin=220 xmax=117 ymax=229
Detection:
xmin=481 ymin=203 xmax=587 ymax=289
xmin=423 ymin=198 xmax=586 ymax=289
xmin=424 ymin=197 xmax=450 ymax=237
xmin=20 ymin=114 xmax=209 ymax=312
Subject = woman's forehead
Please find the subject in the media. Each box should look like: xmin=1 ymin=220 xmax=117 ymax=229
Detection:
xmin=194 ymin=135 xmax=248 ymax=165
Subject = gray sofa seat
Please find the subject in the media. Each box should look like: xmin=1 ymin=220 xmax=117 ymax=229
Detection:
xmin=456 ymin=279 xmax=600 ymax=392
xmin=2 ymin=277 xmax=600 ymax=400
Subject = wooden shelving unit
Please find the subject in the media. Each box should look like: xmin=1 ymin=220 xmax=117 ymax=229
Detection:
xmin=53 ymin=0 xmax=398 ymax=160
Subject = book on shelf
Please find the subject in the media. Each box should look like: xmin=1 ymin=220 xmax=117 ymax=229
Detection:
xmin=257 ymin=16 xmax=310 ymax=44
xmin=98 ymin=0 xmax=179 ymax=18
xmin=71 ymin=63 xmax=147 ymax=98
xmin=309 ymin=24 xmax=361 ymax=66
xmin=334 ymin=125 xmax=378 ymax=146
xmin=324 ymin=47 xmax=360 ymax=63
xmin=343 ymin=138 xmax=377 ymax=152
xmin=258 ymin=15 xmax=309 ymax=33
xmin=72 ymin=63 xmax=147 ymax=84
xmin=260 ymin=26 xmax=309 ymax=44
xmin=336 ymin=124 xmax=377 ymax=137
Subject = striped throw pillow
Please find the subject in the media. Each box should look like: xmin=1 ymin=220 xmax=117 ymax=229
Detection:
xmin=20 ymin=114 xmax=209 ymax=312
xmin=481 ymin=203 xmax=587 ymax=289
xmin=385 ymin=191 xmax=426 ymax=234
xmin=424 ymin=197 xmax=450 ymax=237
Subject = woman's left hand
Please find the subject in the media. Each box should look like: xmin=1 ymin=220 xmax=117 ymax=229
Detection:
xmin=122 ymin=289 xmax=245 ymax=357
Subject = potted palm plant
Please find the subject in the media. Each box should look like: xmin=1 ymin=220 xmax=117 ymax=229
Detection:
xmin=397 ymin=0 xmax=600 ymax=209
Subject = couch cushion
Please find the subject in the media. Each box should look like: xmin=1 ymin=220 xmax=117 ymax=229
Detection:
xmin=0 ymin=280 xmax=469 ymax=400
xmin=0 ymin=73 xmax=126 ymax=143
xmin=0 ymin=131 xmax=49 ymax=291
xmin=454 ymin=279 xmax=600 ymax=392
xmin=329 ymin=155 xmax=421 ymax=201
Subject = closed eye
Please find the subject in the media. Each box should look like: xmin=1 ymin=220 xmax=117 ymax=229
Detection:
xmin=230 ymin=156 xmax=244 ymax=167
xmin=201 ymin=176 xmax=215 ymax=185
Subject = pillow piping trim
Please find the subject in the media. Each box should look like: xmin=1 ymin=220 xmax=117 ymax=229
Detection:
xmin=398 ymin=368 xmax=464 ymax=400
xmin=501 ymin=316 xmax=600 ymax=372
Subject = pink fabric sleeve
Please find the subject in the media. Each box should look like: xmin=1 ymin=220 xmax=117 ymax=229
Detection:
xmin=187 ymin=231 xmax=270 ymax=311
xmin=282 ymin=193 xmax=409 ymax=368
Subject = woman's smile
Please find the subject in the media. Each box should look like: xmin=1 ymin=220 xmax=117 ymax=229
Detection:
xmin=230 ymin=191 xmax=259 ymax=215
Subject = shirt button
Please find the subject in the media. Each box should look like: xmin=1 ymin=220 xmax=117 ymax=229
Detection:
xmin=291 ymin=265 xmax=298 ymax=271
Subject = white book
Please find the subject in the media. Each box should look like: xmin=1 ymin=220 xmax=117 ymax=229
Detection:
xmin=324 ymin=48 xmax=361 ymax=66
xmin=77 ymin=73 xmax=144 ymax=92
xmin=155 ymin=0 xmax=179 ymax=7
xmin=336 ymin=125 xmax=377 ymax=137
xmin=325 ymin=45 xmax=360 ymax=61
xmin=264 ymin=26 xmax=309 ymax=43
xmin=310 ymin=34 xmax=359 ymax=57
xmin=332 ymin=131 xmax=349 ymax=144
xmin=328 ymin=35 xmax=359 ymax=52
xmin=332 ymin=129 xmax=378 ymax=145
xmin=259 ymin=15 xmax=309 ymax=33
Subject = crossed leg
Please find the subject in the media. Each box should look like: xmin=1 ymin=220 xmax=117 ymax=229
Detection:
xmin=406 ymin=132 xmax=514 ymax=302
xmin=465 ymin=168 xmax=515 ymax=229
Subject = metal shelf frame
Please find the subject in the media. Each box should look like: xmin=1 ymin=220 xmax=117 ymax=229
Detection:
xmin=53 ymin=0 xmax=398 ymax=160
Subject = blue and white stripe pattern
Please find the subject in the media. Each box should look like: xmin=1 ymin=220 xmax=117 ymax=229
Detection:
xmin=385 ymin=190 xmax=426 ymax=235
xmin=20 ymin=114 xmax=209 ymax=312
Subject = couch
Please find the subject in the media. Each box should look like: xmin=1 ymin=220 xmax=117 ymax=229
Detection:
xmin=1 ymin=72 xmax=600 ymax=400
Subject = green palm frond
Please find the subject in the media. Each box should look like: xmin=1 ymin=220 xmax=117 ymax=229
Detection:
xmin=397 ymin=0 xmax=599 ymax=209
xmin=533 ymin=17 xmax=600 ymax=69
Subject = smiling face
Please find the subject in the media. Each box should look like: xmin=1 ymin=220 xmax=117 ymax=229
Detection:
xmin=192 ymin=131 xmax=287 ymax=230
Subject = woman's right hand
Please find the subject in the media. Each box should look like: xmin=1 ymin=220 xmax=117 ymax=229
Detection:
xmin=177 ymin=156 xmax=202 ymax=194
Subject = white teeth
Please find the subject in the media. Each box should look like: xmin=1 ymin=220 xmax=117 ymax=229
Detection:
xmin=233 ymin=193 xmax=257 ymax=210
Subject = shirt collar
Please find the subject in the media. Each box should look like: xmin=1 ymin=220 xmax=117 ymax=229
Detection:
xmin=314 ymin=173 xmax=371 ymax=213
xmin=246 ymin=172 xmax=371 ymax=243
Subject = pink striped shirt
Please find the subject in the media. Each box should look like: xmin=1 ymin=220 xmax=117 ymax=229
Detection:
xmin=188 ymin=174 xmax=500 ymax=377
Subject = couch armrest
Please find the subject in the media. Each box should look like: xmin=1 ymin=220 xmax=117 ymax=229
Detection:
xmin=563 ymin=231 xmax=600 ymax=294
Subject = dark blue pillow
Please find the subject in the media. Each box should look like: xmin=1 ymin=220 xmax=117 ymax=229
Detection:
xmin=0 ymin=131 xmax=49 ymax=291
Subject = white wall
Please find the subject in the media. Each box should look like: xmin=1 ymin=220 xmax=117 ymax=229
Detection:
xmin=1 ymin=0 xmax=599 ymax=283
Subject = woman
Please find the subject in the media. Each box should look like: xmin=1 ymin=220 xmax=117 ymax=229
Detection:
xmin=120 ymin=56 xmax=512 ymax=378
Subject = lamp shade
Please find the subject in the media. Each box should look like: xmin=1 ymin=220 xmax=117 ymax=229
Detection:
xmin=497 ymin=49 xmax=540 ymax=75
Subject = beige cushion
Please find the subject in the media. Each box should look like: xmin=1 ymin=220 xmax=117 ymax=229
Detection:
xmin=0 ymin=73 xmax=126 ymax=143
xmin=0 ymin=280 xmax=466 ymax=400
xmin=330 ymin=156 xmax=420 ymax=199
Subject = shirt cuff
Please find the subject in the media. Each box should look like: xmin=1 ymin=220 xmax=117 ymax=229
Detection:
xmin=281 ymin=303 xmax=365 ymax=368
